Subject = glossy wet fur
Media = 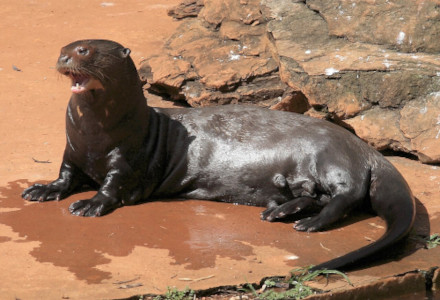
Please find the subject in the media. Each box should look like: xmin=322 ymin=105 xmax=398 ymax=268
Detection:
xmin=23 ymin=40 xmax=149 ymax=215
xmin=22 ymin=40 xmax=415 ymax=270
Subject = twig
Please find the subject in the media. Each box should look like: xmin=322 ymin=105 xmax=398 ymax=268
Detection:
xmin=192 ymin=274 xmax=215 ymax=283
xmin=113 ymin=276 xmax=141 ymax=285
xmin=319 ymin=242 xmax=331 ymax=251
xmin=118 ymin=283 xmax=143 ymax=289
xmin=178 ymin=275 xmax=215 ymax=283
xmin=32 ymin=157 xmax=51 ymax=164
xmin=364 ymin=236 xmax=376 ymax=242
xmin=178 ymin=278 xmax=193 ymax=281
xmin=368 ymin=222 xmax=385 ymax=229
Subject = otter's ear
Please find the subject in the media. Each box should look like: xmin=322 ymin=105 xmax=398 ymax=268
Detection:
xmin=121 ymin=48 xmax=131 ymax=58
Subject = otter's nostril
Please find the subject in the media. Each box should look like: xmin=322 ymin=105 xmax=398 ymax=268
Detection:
xmin=59 ymin=55 xmax=72 ymax=64
xmin=77 ymin=46 xmax=89 ymax=56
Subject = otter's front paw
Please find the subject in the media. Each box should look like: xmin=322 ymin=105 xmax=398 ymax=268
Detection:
xmin=22 ymin=183 xmax=69 ymax=202
xmin=68 ymin=193 xmax=120 ymax=217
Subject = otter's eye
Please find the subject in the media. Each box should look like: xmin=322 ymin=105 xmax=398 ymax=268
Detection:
xmin=77 ymin=47 xmax=89 ymax=56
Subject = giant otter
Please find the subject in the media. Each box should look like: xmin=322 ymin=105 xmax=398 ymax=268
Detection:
xmin=22 ymin=40 xmax=415 ymax=271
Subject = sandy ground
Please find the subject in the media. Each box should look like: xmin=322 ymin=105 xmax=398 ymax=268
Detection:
xmin=0 ymin=0 xmax=182 ymax=186
xmin=1 ymin=1 xmax=440 ymax=299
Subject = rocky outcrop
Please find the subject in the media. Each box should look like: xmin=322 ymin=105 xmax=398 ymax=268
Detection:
xmin=140 ymin=0 xmax=440 ymax=163
xmin=167 ymin=0 xmax=204 ymax=19
xmin=140 ymin=0 xmax=295 ymax=109
xmin=307 ymin=0 xmax=440 ymax=54
xmin=266 ymin=0 xmax=440 ymax=163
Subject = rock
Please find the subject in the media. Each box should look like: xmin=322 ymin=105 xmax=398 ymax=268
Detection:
xmin=140 ymin=0 xmax=440 ymax=163
xmin=140 ymin=0 xmax=295 ymax=109
xmin=266 ymin=1 xmax=440 ymax=115
xmin=200 ymin=0 xmax=264 ymax=27
xmin=264 ymin=0 xmax=440 ymax=162
xmin=270 ymin=92 xmax=310 ymax=114
xmin=167 ymin=0 xmax=204 ymax=19
xmin=345 ymin=108 xmax=411 ymax=152
xmin=400 ymin=93 xmax=440 ymax=163
xmin=307 ymin=0 xmax=440 ymax=54
xmin=140 ymin=55 xmax=193 ymax=96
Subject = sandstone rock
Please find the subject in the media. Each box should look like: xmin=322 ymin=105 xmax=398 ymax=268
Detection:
xmin=266 ymin=1 xmax=440 ymax=114
xmin=167 ymin=0 xmax=204 ymax=19
xmin=270 ymin=92 xmax=310 ymax=114
xmin=140 ymin=0 xmax=295 ymax=109
xmin=307 ymin=0 xmax=440 ymax=54
xmin=345 ymin=108 xmax=411 ymax=152
xmin=140 ymin=55 xmax=193 ymax=95
xmin=400 ymin=93 xmax=440 ymax=163
xmin=264 ymin=0 xmax=440 ymax=162
xmin=200 ymin=0 xmax=264 ymax=27
xmin=140 ymin=0 xmax=440 ymax=163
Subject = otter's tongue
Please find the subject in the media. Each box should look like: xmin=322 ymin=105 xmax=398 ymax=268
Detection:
xmin=70 ymin=75 xmax=90 ymax=94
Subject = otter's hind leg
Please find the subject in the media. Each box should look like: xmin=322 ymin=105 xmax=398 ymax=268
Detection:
xmin=261 ymin=197 xmax=315 ymax=222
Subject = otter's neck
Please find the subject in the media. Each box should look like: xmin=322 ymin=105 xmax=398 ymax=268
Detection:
xmin=68 ymin=88 xmax=149 ymax=139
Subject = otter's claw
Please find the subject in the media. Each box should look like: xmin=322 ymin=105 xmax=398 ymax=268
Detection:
xmin=68 ymin=193 xmax=120 ymax=217
xmin=22 ymin=183 xmax=68 ymax=202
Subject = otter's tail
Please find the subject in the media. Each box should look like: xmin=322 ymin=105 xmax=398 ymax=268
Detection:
xmin=311 ymin=165 xmax=416 ymax=271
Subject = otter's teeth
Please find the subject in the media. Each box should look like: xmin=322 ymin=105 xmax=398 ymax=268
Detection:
xmin=71 ymin=81 xmax=86 ymax=94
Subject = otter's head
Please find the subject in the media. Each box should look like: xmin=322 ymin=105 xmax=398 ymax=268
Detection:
xmin=56 ymin=40 xmax=138 ymax=94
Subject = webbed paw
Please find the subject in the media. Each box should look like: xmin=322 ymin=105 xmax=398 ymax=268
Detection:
xmin=22 ymin=183 xmax=69 ymax=202
xmin=68 ymin=193 xmax=120 ymax=217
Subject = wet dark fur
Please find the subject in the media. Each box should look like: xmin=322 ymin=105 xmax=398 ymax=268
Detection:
xmin=22 ymin=40 xmax=416 ymax=271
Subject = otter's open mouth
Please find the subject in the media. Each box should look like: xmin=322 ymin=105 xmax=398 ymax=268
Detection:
xmin=61 ymin=70 xmax=104 ymax=94
xmin=69 ymin=73 xmax=90 ymax=94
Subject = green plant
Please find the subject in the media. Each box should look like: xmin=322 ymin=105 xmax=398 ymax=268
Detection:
xmin=263 ymin=279 xmax=278 ymax=288
xmin=290 ymin=266 xmax=352 ymax=285
xmin=426 ymin=233 xmax=440 ymax=249
xmin=259 ymin=284 xmax=314 ymax=300
xmin=246 ymin=282 xmax=258 ymax=297
xmin=153 ymin=287 xmax=195 ymax=300
xmin=257 ymin=266 xmax=352 ymax=300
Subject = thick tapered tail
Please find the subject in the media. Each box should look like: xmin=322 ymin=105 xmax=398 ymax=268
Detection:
xmin=311 ymin=165 xmax=416 ymax=271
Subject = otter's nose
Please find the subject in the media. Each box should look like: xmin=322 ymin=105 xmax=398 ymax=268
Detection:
xmin=58 ymin=54 xmax=72 ymax=65
xmin=58 ymin=45 xmax=91 ymax=67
